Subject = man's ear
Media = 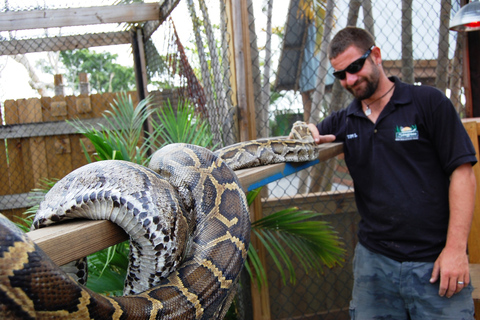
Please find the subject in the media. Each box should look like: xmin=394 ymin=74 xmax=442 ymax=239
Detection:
xmin=371 ymin=46 xmax=382 ymax=65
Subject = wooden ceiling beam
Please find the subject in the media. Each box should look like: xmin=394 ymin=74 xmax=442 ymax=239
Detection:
xmin=0 ymin=31 xmax=131 ymax=55
xmin=0 ymin=3 xmax=161 ymax=32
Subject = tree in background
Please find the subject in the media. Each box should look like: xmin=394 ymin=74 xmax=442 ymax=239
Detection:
xmin=39 ymin=49 xmax=136 ymax=94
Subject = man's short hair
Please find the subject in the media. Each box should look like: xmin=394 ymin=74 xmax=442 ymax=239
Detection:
xmin=328 ymin=27 xmax=376 ymax=59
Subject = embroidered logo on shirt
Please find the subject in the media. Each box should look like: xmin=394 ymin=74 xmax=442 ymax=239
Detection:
xmin=395 ymin=125 xmax=419 ymax=141
xmin=347 ymin=133 xmax=358 ymax=139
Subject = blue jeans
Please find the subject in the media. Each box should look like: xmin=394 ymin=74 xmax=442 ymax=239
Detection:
xmin=350 ymin=243 xmax=474 ymax=320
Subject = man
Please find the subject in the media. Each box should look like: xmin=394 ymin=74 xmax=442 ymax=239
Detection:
xmin=309 ymin=27 xmax=477 ymax=319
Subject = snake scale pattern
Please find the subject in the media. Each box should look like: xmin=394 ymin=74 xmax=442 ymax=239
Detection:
xmin=0 ymin=122 xmax=319 ymax=319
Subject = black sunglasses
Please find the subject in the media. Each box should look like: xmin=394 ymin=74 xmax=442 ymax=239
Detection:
xmin=332 ymin=45 xmax=375 ymax=80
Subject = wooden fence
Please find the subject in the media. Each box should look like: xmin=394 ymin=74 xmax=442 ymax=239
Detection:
xmin=0 ymin=74 xmax=140 ymax=222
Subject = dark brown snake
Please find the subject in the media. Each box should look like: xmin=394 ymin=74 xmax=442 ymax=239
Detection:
xmin=0 ymin=122 xmax=319 ymax=319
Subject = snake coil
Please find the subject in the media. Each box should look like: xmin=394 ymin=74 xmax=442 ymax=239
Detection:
xmin=0 ymin=122 xmax=319 ymax=319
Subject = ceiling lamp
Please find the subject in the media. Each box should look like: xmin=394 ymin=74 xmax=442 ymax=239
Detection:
xmin=450 ymin=0 xmax=480 ymax=32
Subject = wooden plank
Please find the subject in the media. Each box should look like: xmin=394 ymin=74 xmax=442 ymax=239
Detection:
xmin=45 ymin=133 xmax=73 ymax=180
xmin=0 ymin=103 xmax=8 ymax=197
xmin=3 ymin=99 xmax=19 ymax=125
xmin=0 ymin=117 xmax=116 ymax=139
xmin=0 ymin=32 xmax=131 ymax=55
xmin=0 ymin=3 xmax=161 ymax=32
xmin=25 ymin=142 xmax=344 ymax=266
xmin=0 ymin=138 xmax=8 ymax=195
xmin=70 ymin=134 xmax=91 ymax=170
xmin=24 ymin=99 xmax=48 ymax=190
xmin=6 ymin=138 xmax=26 ymax=195
xmin=17 ymin=99 xmax=44 ymax=195
xmin=4 ymin=100 xmax=27 ymax=196
xmin=463 ymin=117 xmax=480 ymax=134
xmin=28 ymin=220 xmax=129 ymax=266
xmin=464 ymin=121 xmax=480 ymax=264
xmin=471 ymin=263 xmax=480 ymax=300
xmin=1 ymin=100 xmax=18 ymax=197
xmin=18 ymin=98 xmax=43 ymax=124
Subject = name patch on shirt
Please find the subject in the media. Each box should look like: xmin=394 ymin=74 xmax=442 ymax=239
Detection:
xmin=395 ymin=125 xmax=419 ymax=141
xmin=347 ymin=133 xmax=358 ymax=139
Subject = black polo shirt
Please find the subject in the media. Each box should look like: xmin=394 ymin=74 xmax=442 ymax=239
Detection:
xmin=317 ymin=77 xmax=477 ymax=262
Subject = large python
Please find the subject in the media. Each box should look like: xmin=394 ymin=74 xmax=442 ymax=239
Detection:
xmin=0 ymin=121 xmax=320 ymax=319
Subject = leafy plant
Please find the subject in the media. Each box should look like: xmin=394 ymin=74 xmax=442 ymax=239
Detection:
xmin=151 ymin=99 xmax=216 ymax=148
xmin=69 ymin=92 xmax=160 ymax=165
xmin=86 ymin=242 xmax=130 ymax=296
xmin=15 ymin=178 xmax=58 ymax=232
xmin=244 ymin=188 xmax=345 ymax=289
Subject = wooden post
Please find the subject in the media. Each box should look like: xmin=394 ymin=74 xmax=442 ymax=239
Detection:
xmin=230 ymin=0 xmax=270 ymax=319
xmin=71 ymin=73 xmax=92 ymax=170
xmin=47 ymin=75 xmax=73 ymax=180
xmin=462 ymin=119 xmax=480 ymax=319
xmin=231 ymin=0 xmax=257 ymax=143
xmin=131 ymin=27 xmax=153 ymax=154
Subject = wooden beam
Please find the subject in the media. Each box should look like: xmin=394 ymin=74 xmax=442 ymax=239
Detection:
xmin=0 ymin=3 xmax=161 ymax=32
xmin=0 ymin=118 xmax=111 ymax=140
xmin=28 ymin=219 xmax=128 ymax=267
xmin=26 ymin=142 xmax=344 ymax=266
xmin=0 ymin=32 xmax=131 ymax=55
xmin=231 ymin=0 xmax=256 ymax=142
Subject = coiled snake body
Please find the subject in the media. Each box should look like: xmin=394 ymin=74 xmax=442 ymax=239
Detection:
xmin=0 ymin=122 xmax=319 ymax=319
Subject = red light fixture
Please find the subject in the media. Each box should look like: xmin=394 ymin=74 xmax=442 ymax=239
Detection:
xmin=450 ymin=1 xmax=480 ymax=32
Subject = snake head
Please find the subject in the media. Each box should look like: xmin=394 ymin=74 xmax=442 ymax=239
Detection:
xmin=288 ymin=121 xmax=314 ymax=143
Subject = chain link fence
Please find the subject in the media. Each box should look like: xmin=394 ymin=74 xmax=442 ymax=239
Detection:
xmin=0 ymin=0 xmax=467 ymax=319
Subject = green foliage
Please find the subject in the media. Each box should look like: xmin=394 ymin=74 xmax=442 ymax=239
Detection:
xmin=85 ymin=242 xmax=130 ymax=296
xmin=69 ymin=92 xmax=160 ymax=166
xmin=15 ymin=178 xmax=58 ymax=232
xmin=245 ymin=188 xmax=345 ymax=289
xmin=38 ymin=48 xmax=136 ymax=94
xmin=151 ymin=99 xmax=216 ymax=148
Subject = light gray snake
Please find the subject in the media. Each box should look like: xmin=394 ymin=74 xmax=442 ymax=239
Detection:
xmin=0 ymin=121 xmax=319 ymax=319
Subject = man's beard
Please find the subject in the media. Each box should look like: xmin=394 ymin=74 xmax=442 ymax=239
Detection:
xmin=346 ymin=64 xmax=380 ymax=101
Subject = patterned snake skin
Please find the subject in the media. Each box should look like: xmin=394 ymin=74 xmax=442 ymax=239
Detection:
xmin=0 ymin=122 xmax=319 ymax=319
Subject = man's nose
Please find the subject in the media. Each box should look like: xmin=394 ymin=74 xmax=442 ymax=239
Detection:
xmin=344 ymin=72 xmax=358 ymax=86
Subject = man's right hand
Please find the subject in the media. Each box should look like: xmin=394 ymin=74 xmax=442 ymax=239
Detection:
xmin=308 ymin=123 xmax=336 ymax=144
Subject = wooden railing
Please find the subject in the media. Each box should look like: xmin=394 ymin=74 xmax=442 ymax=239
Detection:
xmin=27 ymin=142 xmax=344 ymax=265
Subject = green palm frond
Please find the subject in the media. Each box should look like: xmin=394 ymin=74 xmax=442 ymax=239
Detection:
xmin=151 ymin=99 xmax=216 ymax=148
xmin=85 ymin=241 xmax=130 ymax=296
xmin=246 ymin=206 xmax=345 ymax=289
xmin=69 ymin=92 xmax=159 ymax=165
